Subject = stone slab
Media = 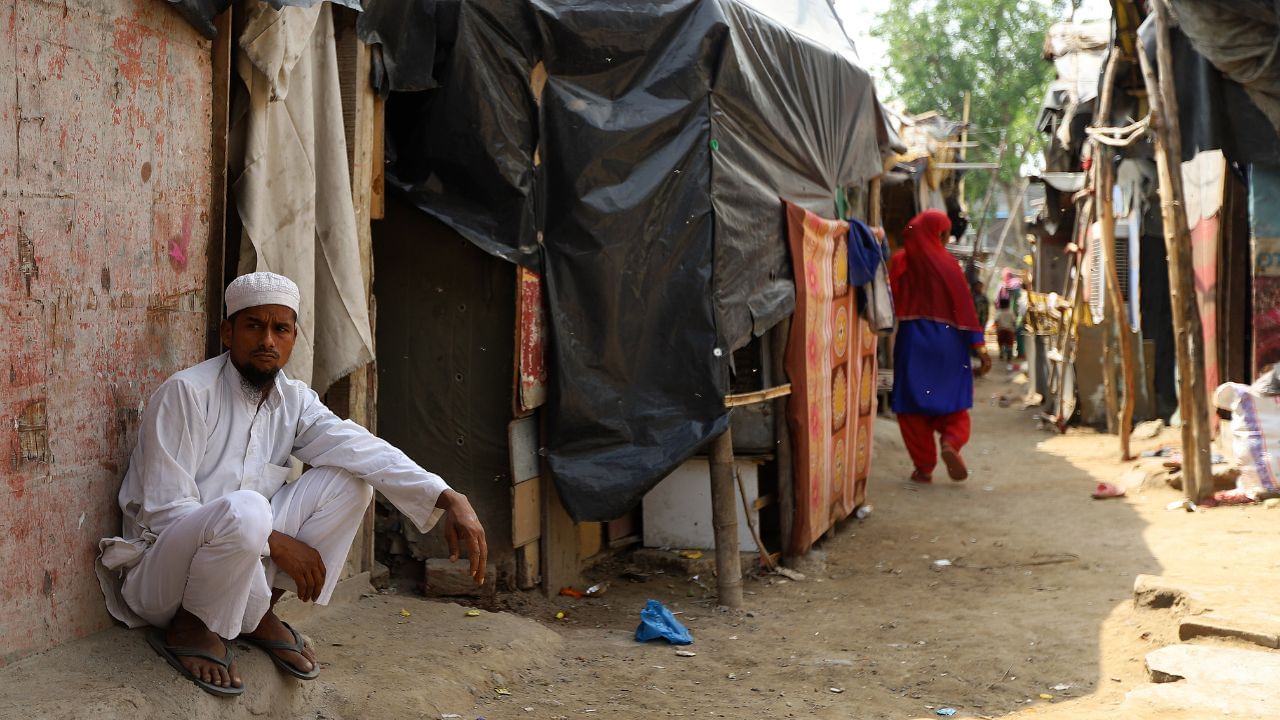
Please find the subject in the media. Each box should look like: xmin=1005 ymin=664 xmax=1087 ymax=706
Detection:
xmin=1147 ymin=643 xmax=1280 ymax=686
xmin=1180 ymin=611 xmax=1280 ymax=649
xmin=1122 ymin=681 xmax=1274 ymax=717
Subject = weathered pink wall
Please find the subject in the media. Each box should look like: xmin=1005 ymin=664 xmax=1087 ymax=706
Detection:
xmin=0 ymin=0 xmax=212 ymax=664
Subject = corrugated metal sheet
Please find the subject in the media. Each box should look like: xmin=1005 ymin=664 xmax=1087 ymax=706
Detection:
xmin=0 ymin=0 xmax=213 ymax=664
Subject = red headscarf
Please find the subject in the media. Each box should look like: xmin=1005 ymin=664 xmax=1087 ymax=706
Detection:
xmin=888 ymin=209 xmax=982 ymax=332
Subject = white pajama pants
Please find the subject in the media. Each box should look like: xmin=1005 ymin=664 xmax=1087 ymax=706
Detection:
xmin=121 ymin=467 xmax=374 ymax=639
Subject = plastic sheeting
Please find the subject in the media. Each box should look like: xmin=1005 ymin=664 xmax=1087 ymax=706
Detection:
xmin=376 ymin=0 xmax=883 ymax=521
xmin=356 ymin=0 xmax=444 ymax=93
xmin=163 ymin=0 xmax=362 ymax=39
xmin=1139 ymin=16 xmax=1280 ymax=166
xmin=1169 ymin=0 xmax=1280 ymax=139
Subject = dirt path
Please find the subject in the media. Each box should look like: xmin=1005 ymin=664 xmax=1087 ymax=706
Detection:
xmin=476 ymin=365 xmax=1280 ymax=720
xmin=5 ymin=364 xmax=1278 ymax=719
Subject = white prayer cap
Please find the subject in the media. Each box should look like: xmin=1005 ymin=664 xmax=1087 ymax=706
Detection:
xmin=225 ymin=272 xmax=301 ymax=317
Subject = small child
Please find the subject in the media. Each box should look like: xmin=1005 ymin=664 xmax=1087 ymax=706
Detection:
xmin=994 ymin=297 xmax=1016 ymax=361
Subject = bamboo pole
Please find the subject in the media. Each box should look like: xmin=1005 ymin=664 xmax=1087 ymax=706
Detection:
xmin=1092 ymin=50 xmax=1135 ymax=459
xmin=709 ymin=428 xmax=744 ymax=608
xmin=1138 ymin=2 xmax=1213 ymax=502
xmin=959 ymin=91 xmax=971 ymax=200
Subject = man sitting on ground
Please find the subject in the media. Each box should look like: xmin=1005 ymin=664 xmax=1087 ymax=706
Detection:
xmin=96 ymin=272 xmax=487 ymax=697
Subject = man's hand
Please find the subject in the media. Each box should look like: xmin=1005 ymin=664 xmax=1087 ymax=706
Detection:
xmin=268 ymin=531 xmax=326 ymax=602
xmin=437 ymin=489 xmax=488 ymax=586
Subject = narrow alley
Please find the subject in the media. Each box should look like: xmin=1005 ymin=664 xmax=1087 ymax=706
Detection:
xmin=5 ymin=363 xmax=1276 ymax=719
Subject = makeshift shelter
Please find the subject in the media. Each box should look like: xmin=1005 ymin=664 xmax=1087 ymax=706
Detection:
xmin=359 ymin=0 xmax=891 ymax=578
xmin=1028 ymin=0 xmax=1280 ymax=452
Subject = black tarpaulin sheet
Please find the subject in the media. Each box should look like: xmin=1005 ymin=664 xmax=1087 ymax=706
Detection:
xmin=164 ymin=0 xmax=363 ymax=40
xmin=356 ymin=0 xmax=446 ymax=93
xmin=378 ymin=0 xmax=883 ymax=521
xmin=1168 ymin=0 xmax=1280 ymax=138
xmin=1139 ymin=16 xmax=1280 ymax=166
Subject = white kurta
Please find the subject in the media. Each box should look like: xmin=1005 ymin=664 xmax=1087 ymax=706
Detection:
xmin=97 ymin=353 xmax=448 ymax=629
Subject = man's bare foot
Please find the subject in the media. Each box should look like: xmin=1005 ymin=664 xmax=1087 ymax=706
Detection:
xmin=168 ymin=607 xmax=242 ymax=690
xmin=242 ymin=609 xmax=317 ymax=674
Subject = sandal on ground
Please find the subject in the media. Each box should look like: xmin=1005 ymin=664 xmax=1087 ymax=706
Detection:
xmin=241 ymin=621 xmax=320 ymax=680
xmin=939 ymin=444 xmax=968 ymax=481
xmin=145 ymin=627 xmax=244 ymax=697
xmin=1091 ymin=482 xmax=1126 ymax=499
xmin=910 ymin=470 xmax=933 ymax=484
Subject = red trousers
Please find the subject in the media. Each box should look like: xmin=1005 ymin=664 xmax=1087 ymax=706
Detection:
xmin=897 ymin=410 xmax=971 ymax=475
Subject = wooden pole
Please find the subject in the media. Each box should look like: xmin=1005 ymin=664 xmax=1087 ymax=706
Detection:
xmin=709 ymin=428 xmax=744 ymax=608
xmin=959 ymin=91 xmax=971 ymax=200
xmin=1092 ymin=50 xmax=1135 ymax=459
xmin=1098 ymin=157 xmax=1134 ymax=455
xmin=206 ymin=7 xmax=234 ymax=359
xmin=1139 ymin=2 xmax=1213 ymax=502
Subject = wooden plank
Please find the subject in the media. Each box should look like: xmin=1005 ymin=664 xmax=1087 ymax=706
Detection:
xmin=334 ymin=7 xmax=378 ymax=571
xmin=542 ymin=472 xmax=581 ymax=593
xmin=724 ymin=383 xmax=791 ymax=408
xmin=516 ymin=542 xmax=541 ymax=590
xmin=205 ymin=7 xmax=233 ymax=358
xmin=509 ymin=415 xmax=540 ymax=484
xmin=578 ymin=521 xmax=602 ymax=561
xmin=514 ymin=267 xmax=548 ymax=416
xmin=371 ymin=95 xmax=385 ymax=220
xmin=512 ymin=476 xmax=541 ymax=548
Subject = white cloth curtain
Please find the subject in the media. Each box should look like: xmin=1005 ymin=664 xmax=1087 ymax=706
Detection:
xmin=230 ymin=0 xmax=374 ymax=395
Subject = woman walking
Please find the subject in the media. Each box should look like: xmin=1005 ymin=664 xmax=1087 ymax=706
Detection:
xmin=889 ymin=210 xmax=992 ymax=483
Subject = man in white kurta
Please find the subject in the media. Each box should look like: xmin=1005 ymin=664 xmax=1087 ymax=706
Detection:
xmin=97 ymin=272 xmax=487 ymax=696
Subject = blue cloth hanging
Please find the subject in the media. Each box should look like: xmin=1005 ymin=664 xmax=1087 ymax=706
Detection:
xmin=847 ymin=218 xmax=883 ymax=287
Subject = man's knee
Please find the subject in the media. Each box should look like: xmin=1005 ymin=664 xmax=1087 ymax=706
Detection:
xmin=310 ymin=467 xmax=374 ymax=509
xmin=215 ymin=490 xmax=274 ymax=551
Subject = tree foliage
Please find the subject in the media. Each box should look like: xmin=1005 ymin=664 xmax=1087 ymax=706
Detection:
xmin=872 ymin=0 xmax=1064 ymax=211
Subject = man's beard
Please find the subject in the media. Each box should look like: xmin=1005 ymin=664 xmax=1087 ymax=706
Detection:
xmin=233 ymin=359 xmax=281 ymax=391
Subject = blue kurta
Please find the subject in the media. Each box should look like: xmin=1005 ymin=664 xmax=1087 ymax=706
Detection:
xmin=891 ymin=319 xmax=983 ymax=416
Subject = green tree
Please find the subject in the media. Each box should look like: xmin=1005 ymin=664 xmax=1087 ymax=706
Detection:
xmin=872 ymin=0 xmax=1064 ymax=217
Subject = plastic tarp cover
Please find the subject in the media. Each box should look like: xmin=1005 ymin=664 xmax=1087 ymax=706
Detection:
xmin=1169 ymin=0 xmax=1280 ymax=139
xmin=1139 ymin=16 xmax=1280 ymax=166
xmin=710 ymin=0 xmax=882 ymax=344
xmin=378 ymin=0 xmax=882 ymax=521
xmin=356 ymin=0 xmax=445 ymax=93
xmin=163 ymin=0 xmax=363 ymax=40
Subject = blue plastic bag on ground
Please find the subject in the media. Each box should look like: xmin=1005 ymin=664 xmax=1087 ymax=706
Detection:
xmin=634 ymin=599 xmax=693 ymax=645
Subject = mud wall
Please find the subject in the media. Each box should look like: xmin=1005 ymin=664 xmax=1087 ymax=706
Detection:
xmin=0 ymin=0 xmax=213 ymax=663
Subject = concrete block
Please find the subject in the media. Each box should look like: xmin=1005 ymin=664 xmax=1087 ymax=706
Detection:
xmin=1147 ymin=643 xmax=1280 ymax=686
xmin=1123 ymin=681 xmax=1274 ymax=717
xmin=1179 ymin=612 xmax=1280 ymax=649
